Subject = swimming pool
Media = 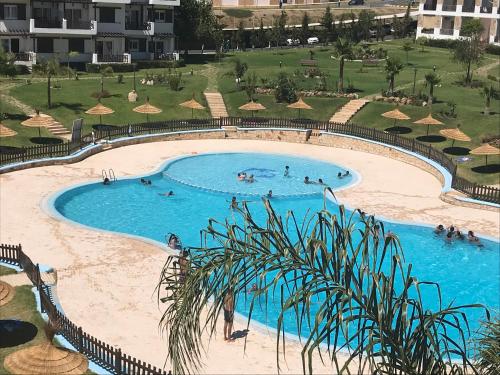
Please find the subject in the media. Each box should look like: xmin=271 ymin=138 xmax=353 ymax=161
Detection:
xmin=53 ymin=152 xmax=499 ymax=351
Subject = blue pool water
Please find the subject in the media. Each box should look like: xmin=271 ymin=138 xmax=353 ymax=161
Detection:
xmin=53 ymin=153 xmax=499 ymax=349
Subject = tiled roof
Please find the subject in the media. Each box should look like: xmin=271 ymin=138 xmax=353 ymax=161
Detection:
xmin=0 ymin=29 xmax=30 ymax=36
xmin=97 ymin=32 xmax=125 ymax=37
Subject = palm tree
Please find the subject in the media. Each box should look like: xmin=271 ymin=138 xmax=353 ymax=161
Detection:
xmin=481 ymin=85 xmax=493 ymax=115
xmin=157 ymin=200 xmax=486 ymax=375
xmin=424 ymin=71 xmax=441 ymax=104
xmin=33 ymin=57 xmax=60 ymax=109
xmin=66 ymin=51 xmax=79 ymax=79
xmin=333 ymin=37 xmax=353 ymax=93
xmin=401 ymin=41 xmax=413 ymax=65
xmin=99 ymin=66 xmax=114 ymax=97
xmin=474 ymin=316 xmax=500 ymax=374
xmin=385 ymin=56 xmax=404 ymax=95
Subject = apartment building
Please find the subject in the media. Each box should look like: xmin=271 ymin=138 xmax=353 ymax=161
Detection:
xmin=0 ymin=0 xmax=179 ymax=68
xmin=416 ymin=0 xmax=499 ymax=44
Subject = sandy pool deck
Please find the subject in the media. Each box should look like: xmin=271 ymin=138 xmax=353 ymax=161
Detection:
xmin=0 ymin=139 xmax=498 ymax=374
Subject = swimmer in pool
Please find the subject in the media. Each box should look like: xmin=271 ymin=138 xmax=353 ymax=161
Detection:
xmin=103 ymin=177 xmax=111 ymax=185
xmin=445 ymin=231 xmax=453 ymax=243
xmin=238 ymin=172 xmax=247 ymax=181
xmin=304 ymin=176 xmax=310 ymax=184
xmin=434 ymin=224 xmax=445 ymax=234
xmin=318 ymin=178 xmax=325 ymax=185
xmin=343 ymin=171 xmax=350 ymax=177
xmin=284 ymin=166 xmax=290 ymax=177
xmin=337 ymin=172 xmax=343 ymax=179
xmin=230 ymin=196 xmax=238 ymax=209
xmin=246 ymin=174 xmax=255 ymax=183
xmin=455 ymin=230 xmax=465 ymax=240
xmin=159 ymin=191 xmax=174 ymax=197
xmin=468 ymin=231 xmax=480 ymax=243
xmin=267 ymin=190 xmax=273 ymax=198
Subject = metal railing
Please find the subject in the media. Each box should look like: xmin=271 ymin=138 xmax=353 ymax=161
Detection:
xmin=14 ymin=52 xmax=31 ymax=61
xmin=34 ymin=18 xmax=63 ymax=28
xmin=0 ymin=117 xmax=498 ymax=203
xmin=98 ymin=54 xmax=129 ymax=63
xmin=125 ymin=22 xmax=151 ymax=31
xmin=0 ymin=243 xmax=170 ymax=375
xmin=67 ymin=19 xmax=93 ymax=30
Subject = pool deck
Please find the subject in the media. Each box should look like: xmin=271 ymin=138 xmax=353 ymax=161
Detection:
xmin=1 ymin=139 xmax=498 ymax=374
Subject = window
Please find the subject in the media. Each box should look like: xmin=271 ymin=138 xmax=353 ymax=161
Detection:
xmin=4 ymin=5 xmax=18 ymax=20
xmin=165 ymin=9 xmax=173 ymax=23
xmin=68 ymin=38 xmax=85 ymax=53
xmin=99 ymin=7 xmax=115 ymax=23
xmin=1 ymin=40 xmax=9 ymax=52
xmin=155 ymin=10 xmax=165 ymax=22
xmin=37 ymin=38 xmax=54 ymax=53
xmin=129 ymin=39 xmax=139 ymax=52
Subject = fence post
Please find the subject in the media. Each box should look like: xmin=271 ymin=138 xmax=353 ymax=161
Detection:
xmin=472 ymin=183 xmax=478 ymax=199
xmin=115 ymin=347 xmax=122 ymax=375
xmin=427 ymin=144 xmax=432 ymax=158
xmin=78 ymin=327 xmax=84 ymax=352
xmin=35 ymin=263 xmax=41 ymax=290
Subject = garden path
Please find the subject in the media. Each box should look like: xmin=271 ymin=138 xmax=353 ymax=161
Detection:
xmin=329 ymin=98 xmax=370 ymax=124
xmin=200 ymin=64 xmax=230 ymax=118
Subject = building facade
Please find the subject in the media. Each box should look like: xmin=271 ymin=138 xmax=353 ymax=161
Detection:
xmin=416 ymin=0 xmax=499 ymax=44
xmin=0 ymin=0 xmax=179 ymax=68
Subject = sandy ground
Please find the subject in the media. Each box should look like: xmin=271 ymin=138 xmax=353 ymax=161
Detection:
xmin=1 ymin=139 xmax=498 ymax=374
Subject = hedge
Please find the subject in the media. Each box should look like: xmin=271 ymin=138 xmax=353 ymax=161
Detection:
xmin=85 ymin=63 xmax=137 ymax=73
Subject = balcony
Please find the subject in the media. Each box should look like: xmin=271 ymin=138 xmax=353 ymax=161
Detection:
xmin=149 ymin=0 xmax=180 ymax=5
xmin=92 ymin=53 xmax=131 ymax=64
xmin=125 ymin=22 xmax=151 ymax=31
xmin=480 ymin=0 xmax=493 ymax=13
xmin=440 ymin=28 xmax=454 ymax=35
xmin=14 ymin=53 xmax=32 ymax=62
xmin=442 ymin=4 xmax=457 ymax=11
xmin=30 ymin=19 xmax=97 ymax=35
xmin=462 ymin=0 xmax=475 ymax=12
xmin=421 ymin=28 xmax=435 ymax=34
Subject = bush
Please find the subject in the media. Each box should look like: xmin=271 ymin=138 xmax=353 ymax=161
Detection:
xmin=86 ymin=63 xmax=136 ymax=73
xmin=305 ymin=67 xmax=322 ymax=78
xmin=136 ymin=59 xmax=185 ymax=69
xmin=274 ymin=72 xmax=297 ymax=103
xmin=14 ymin=65 xmax=30 ymax=75
xmin=117 ymin=74 xmax=124 ymax=84
xmin=425 ymin=39 xmax=458 ymax=49
xmin=485 ymin=44 xmax=500 ymax=56
xmin=167 ymin=72 xmax=182 ymax=91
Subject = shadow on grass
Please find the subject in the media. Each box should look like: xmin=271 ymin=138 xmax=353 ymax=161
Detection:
xmin=53 ymin=102 xmax=86 ymax=112
xmin=471 ymin=164 xmax=500 ymax=174
xmin=443 ymin=146 xmax=470 ymax=156
xmin=0 ymin=146 xmax=25 ymax=154
xmin=385 ymin=126 xmax=412 ymax=134
xmin=0 ymin=320 xmax=38 ymax=348
xmin=416 ymin=135 xmax=447 ymax=143
xmin=4 ymin=113 xmax=29 ymax=121
xmin=29 ymin=137 xmax=64 ymax=145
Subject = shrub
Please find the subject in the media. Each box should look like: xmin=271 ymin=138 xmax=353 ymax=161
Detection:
xmin=117 ymin=74 xmax=124 ymax=84
xmin=167 ymin=72 xmax=182 ymax=91
xmin=305 ymin=67 xmax=322 ymax=78
xmin=14 ymin=65 xmax=30 ymax=75
xmin=274 ymin=72 xmax=297 ymax=103
xmin=85 ymin=63 xmax=136 ymax=73
xmin=136 ymin=59 xmax=185 ymax=69
xmin=485 ymin=44 xmax=500 ymax=56
xmin=425 ymin=39 xmax=458 ymax=49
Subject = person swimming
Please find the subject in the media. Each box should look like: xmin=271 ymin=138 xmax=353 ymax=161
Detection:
xmin=230 ymin=196 xmax=238 ymax=209
xmin=140 ymin=178 xmax=152 ymax=185
xmin=159 ymin=191 xmax=174 ymax=197
xmin=267 ymin=190 xmax=273 ymax=198
xmin=434 ymin=224 xmax=445 ymax=234
xmin=237 ymin=172 xmax=247 ymax=181
xmin=246 ymin=174 xmax=255 ymax=183
xmin=455 ymin=230 xmax=465 ymax=240
xmin=304 ymin=176 xmax=310 ymax=184
xmin=337 ymin=172 xmax=343 ymax=179
xmin=318 ymin=178 xmax=325 ymax=185
xmin=103 ymin=177 xmax=111 ymax=185
xmin=343 ymin=171 xmax=350 ymax=177
xmin=468 ymin=230 xmax=480 ymax=243
xmin=284 ymin=166 xmax=290 ymax=177
xmin=445 ymin=231 xmax=453 ymax=243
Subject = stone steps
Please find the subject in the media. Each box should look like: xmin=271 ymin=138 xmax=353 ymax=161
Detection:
xmin=204 ymin=92 xmax=229 ymax=118
xmin=46 ymin=121 xmax=71 ymax=136
xmin=329 ymin=99 xmax=370 ymax=124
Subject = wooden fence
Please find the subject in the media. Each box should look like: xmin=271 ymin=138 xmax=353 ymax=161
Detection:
xmin=0 ymin=117 xmax=498 ymax=204
xmin=0 ymin=243 xmax=170 ymax=375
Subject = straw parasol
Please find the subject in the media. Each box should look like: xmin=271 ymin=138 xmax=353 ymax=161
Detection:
xmin=470 ymin=143 xmax=500 ymax=165
xmin=439 ymin=126 xmax=471 ymax=147
xmin=381 ymin=107 xmax=410 ymax=128
xmin=413 ymin=113 xmax=443 ymax=136
xmin=133 ymin=96 xmax=162 ymax=122
xmin=239 ymin=100 xmax=266 ymax=118
xmin=21 ymin=110 xmax=54 ymax=137
xmin=179 ymin=95 xmax=205 ymax=119
xmin=0 ymin=280 xmax=15 ymax=306
xmin=85 ymin=102 xmax=114 ymax=125
xmin=287 ymin=97 xmax=312 ymax=118
xmin=0 ymin=123 xmax=17 ymax=137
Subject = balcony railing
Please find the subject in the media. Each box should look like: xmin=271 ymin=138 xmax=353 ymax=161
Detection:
xmin=480 ymin=4 xmax=492 ymax=13
xmin=125 ymin=22 xmax=151 ymax=31
xmin=421 ymin=28 xmax=435 ymax=34
xmin=67 ymin=20 xmax=94 ymax=30
xmin=14 ymin=53 xmax=31 ymax=62
xmin=440 ymin=28 xmax=454 ymax=35
xmin=442 ymin=4 xmax=457 ymax=11
xmin=34 ymin=19 xmax=63 ymax=28
xmin=462 ymin=2 xmax=475 ymax=12
xmin=98 ymin=54 xmax=130 ymax=63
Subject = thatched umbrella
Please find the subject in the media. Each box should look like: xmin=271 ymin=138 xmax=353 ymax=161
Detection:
xmin=239 ymin=100 xmax=266 ymax=118
xmin=21 ymin=110 xmax=54 ymax=137
xmin=179 ymin=96 xmax=205 ymax=119
xmin=0 ymin=280 xmax=15 ymax=306
xmin=439 ymin=126 xmax=471 ymax=147
xmin=0 ymin=123 xmax=17 ymax=137
xmin=133 ymin=97 xmax=162 ymax=122
xmin=287 ymin=97 xmax=312 ymax=118
xmin=4 ymin=322 xmax=89 ymax=375
xmin=381 ymin=107 xmax=410 ymax=128
xmin=85 ymin=102 xmax=114 ymax=125
xmin=470 ymin=143 xmax=500 ymax=165
xmin=413 ymin=113 xmax=443 ymax=136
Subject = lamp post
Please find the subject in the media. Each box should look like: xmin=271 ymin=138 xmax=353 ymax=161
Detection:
xmin=133 ymin=63 xmax=136 ymax=91
xmin=412 ymin=67 xmax=417 ymax=95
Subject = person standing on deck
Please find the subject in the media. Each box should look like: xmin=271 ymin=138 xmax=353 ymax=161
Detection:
xmin=223 ymin=288 xmax=235 ymax=341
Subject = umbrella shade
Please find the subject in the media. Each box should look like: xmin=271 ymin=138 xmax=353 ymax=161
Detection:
xmin=179 ymin=97 xmax=205 ymax=119
xmin=133 ymin=97 xmax=162 ymax=122
xmin=21 ymin=110 xmax=55 ymax=137
xmin=470 ymin=143 xmax=500 ymax=165
xmin=4 ymin=342 xmax=89 ymax=375
xmin=287 ymin=97 xmax=312 ymax=118
xmin=381 ymin=108 xmax=410 ymax=121
xmin=439 ymin=128 xmax=471 ymax=142
xmin=239 ymin=101 xmax=266 ymax=111
xmin=85 ymin=103 xmax=114 ymax=125
xmin=0 ymin=123 xmax=18 ymax=137
xmin=413 ymin=113 xmax=443 ymax=136
xmin=0 ymin=280 xmax=15 ymax=306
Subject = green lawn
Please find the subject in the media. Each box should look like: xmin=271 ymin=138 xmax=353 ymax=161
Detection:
xmin=8 ymin=72 xmax=210 ymax=137
xmin=0 ymin=264 xmax=17 ymax=276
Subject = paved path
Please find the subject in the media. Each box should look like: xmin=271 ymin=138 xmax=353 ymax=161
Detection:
xmin=204 ymin=92 xmax=229 ymax=118
xmin=329 ymin=99 xmax=370 ymax=124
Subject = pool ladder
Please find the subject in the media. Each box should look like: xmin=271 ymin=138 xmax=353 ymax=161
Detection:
xmin=102 ymin=169 xmax=117 ymax=182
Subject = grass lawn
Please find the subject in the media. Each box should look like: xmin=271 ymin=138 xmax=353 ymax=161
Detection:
xmin=0 ymin=264 xmax=17 ymax=276
xmin=8 ymin=72 xmax=210 ymax=136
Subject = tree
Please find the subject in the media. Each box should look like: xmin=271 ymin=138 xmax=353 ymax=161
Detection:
xmin=244 ymin=72 xmax=258 ymax=101
xmin=474 ymin=316 xmax=500 ymax=374
xmin=333 ymin=37 xmax=353 ymax=93
xmin=417 ymin=36 xmax=428 ymax=52
xmin=255 ymin=18 xmax=268 ymax=48
xmin=357 ymin=10 xmax=375 ymax=41
xmin=274 ymin=72 xmax=297 ymax=103
xmin=158 ymin=201 xmax=486 ymax=375
xmin=99 ymin=66 xmax=114 ymax=96
xmin=0 ymin=46 xmax=17 ymax=79
xmin=401 ymin=3 xmax=412 ymax=38
xmin=233 ymin=21 xmax=245 ymax=50
xmin=233 ymin=58 xmax=248 ymax=88
xmin=402 ymin=41 xmax=413 ymax=64
xmin=453 ymin=18 xmax=485 ymax=86
xmin=33 ymin=57 xmax=60 ymax=109
xmin=424 ymin=71 xmax=441 ymax=104
xmin=66 ymin=51 xmax=79 ymax=79
xmin=376 ymin=19 xmax=385 ymax=42
xmin=320 ymin=6 xmax=333 ymax=44
xmin=392 ymin=15 xmax=403 ymax=39
xmin=480 ymin=85 xmax=494 ymax=115
xmin=385 ymin=56 xmax=404 ymax=94
xmin=300 ymin=12 xmax=310 ymax=44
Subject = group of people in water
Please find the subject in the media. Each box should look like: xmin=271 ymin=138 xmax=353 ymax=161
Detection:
xmin=434 ymin=224 xmax=482 ymax=245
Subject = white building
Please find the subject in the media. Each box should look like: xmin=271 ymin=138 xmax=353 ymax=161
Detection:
xmin=0 ymin=0 xmax=179 ymax=68
xmin=416 ymin=0 xmax=499 ymax=45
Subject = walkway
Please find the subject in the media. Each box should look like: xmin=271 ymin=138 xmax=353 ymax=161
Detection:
xmin=198 ymin=64 xmax=229 ymax=119
xmin=329 ymin=99 xmax=370 ymax=124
